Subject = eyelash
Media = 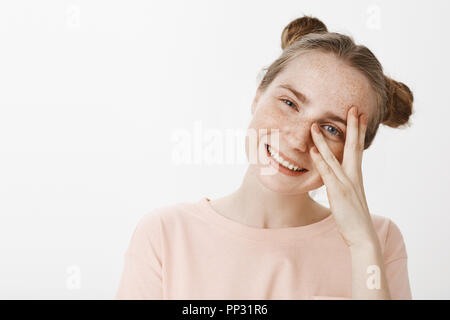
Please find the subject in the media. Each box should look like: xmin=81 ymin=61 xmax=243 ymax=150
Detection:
xmin=281 ymin=98 xmax=343 ymax=138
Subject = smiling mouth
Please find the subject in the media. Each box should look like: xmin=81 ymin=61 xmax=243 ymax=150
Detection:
xmin=265 ymin=144 xmax=308 ymax=173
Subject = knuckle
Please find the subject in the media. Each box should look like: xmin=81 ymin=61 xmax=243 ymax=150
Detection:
xmin=324 ymin=153 xmax=335 ymax=163
xmin=349 ymin=141 xmax=358 ymax=150
xmin=340 ymin=185 xmax=353 ymax=198
xmin=356 ymin=142 xmax=363 ymax=151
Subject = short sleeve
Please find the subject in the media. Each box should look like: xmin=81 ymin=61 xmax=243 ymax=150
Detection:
xmin=383 ymin=219 xmax=412 ymax=300
xmin=115 ymin=212 xmax=163 ymax=299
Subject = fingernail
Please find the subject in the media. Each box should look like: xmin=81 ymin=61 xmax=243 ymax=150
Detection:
xmin=352 ymin=106 xmax=358 ymax=116
xmin=361 ymin=114 xmax=367 ymax=125
xmin=313 ymin=123 xmax=320 ymax=133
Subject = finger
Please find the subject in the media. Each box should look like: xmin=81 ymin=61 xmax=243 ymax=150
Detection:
xmin=343 ymin=110 xmax=369 ymax=213
xmin=342 ymin=106 xmax=361 ymax=174
xmin=309 ymin=146 xmax=342 ymax=192
xmin=357 ymin=113 xmax=369 ymax=212
xmin=311 ymin=122 xmax=349 ymax=185
xmin=359 ymin=113 xmax=367 ymax=154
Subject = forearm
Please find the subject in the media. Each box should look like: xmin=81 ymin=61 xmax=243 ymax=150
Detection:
xmin=350 ymin=237 xmax=391 ymax=300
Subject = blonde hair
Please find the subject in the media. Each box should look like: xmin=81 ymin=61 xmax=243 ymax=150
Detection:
xmin=257 ymin=16 xmax=414 ymax=149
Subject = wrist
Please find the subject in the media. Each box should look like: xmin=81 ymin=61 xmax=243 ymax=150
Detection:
xmin=349 ymin=234 xmax=380 ymax=252
xmin=350 ymin=223 xmax=380 ymax=247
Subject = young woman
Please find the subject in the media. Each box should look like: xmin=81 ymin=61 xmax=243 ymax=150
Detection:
xmin=116 ymin=16 xmax=414 ymax=300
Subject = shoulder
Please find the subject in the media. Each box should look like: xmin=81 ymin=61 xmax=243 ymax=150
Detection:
xmin=135 ymin=200 xmax=201 ymax=235
xmin=125 ymin=200 xmax=200 ymax=256
xmin=369 ymin=213 xmax=409 ymax=262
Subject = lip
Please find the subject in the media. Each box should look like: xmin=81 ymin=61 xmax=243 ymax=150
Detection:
xmin=264 ymin=143 xmax=308 ymax=170
xmin=265 ymin=144 xmax=308 ymax=177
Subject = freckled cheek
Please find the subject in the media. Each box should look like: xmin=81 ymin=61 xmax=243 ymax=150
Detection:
xmin=249 ymin=105 xmax=288 ymax=130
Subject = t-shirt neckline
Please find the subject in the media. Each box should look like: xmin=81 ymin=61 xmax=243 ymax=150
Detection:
xmin=195 ymin=197 xmax=336 ymax=242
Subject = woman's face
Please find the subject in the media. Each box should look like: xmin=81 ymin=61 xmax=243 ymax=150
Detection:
xmin=246 ymin=50 xmax=377 ymax=194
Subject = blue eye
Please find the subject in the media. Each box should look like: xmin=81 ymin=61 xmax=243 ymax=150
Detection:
xmin=281 ymin=98 xmax=342 ymax=138
xmin=282 ymin=99 xmax=298 ymax=110
xmin=323 ymin=125 xmax=341 ymax=137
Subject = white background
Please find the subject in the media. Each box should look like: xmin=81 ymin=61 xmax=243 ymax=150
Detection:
xmin=0 ymin=0 xmax=449 ymax=299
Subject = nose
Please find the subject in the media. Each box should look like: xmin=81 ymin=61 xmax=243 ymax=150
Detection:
xmin=284 ymin=120 xmax=313 ymax=153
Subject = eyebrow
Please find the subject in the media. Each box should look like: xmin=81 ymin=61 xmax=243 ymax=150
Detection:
xmin=276 ymin=83 xmax=347 ymax=127
xmin=276 ymin=84 xmax=308 ymax=103
xmin=322 ymin=111 xmax=347 ymax=127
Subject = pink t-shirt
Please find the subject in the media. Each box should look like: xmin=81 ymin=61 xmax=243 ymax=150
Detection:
xmin=115 ymin=197 xmax=412 ymax=300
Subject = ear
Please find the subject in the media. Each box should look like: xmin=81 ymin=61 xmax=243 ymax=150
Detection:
xmin=251 ymin=89 xmax=262 ymax=116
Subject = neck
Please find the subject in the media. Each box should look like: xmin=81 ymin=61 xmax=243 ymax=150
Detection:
xmin=217 ymin=166 xmax=327 ymax=229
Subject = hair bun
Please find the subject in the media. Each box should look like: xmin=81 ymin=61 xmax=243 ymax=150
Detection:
xmin=383 ymin=75 xmax=414 ymax=128
xmin=281 ymin=16 xmax=328 ymax=50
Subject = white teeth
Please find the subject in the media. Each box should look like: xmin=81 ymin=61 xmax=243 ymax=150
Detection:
xmin=267 ymin=145 xmax=305 ymax=172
